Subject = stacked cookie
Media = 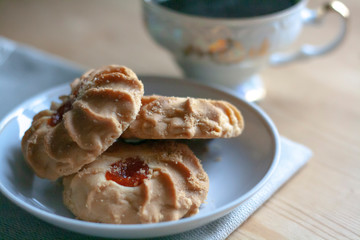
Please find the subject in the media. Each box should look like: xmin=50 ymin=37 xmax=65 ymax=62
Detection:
xmin=21 ymin=65 xmax=244 ymax=224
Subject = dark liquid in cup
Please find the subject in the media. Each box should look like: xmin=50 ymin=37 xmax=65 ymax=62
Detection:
xmin=157 ymin=0 xmax=300 ymax=18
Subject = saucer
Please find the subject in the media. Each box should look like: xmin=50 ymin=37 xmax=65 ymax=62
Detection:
xmin=0 ymin=76 xmax=280 ymax=238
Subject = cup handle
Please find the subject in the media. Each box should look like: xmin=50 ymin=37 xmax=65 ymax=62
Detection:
xmin=270 ymin=0 xmax=350 ymax=65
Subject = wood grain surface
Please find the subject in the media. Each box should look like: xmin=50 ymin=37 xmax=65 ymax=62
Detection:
xmin=1 ymin=0 xmax=359 ymax=239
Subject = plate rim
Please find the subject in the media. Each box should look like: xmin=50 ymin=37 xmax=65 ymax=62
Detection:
xmin=0 ymin=77 xmax=280 ymax=238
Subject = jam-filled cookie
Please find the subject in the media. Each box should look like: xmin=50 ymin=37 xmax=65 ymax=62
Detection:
xmin=63 ymin=141 xmax=209 ymax=224
xmin=21 ymin=65 xmax=144 ymax=180
xmin=121 ymin=95 xmax=244 ymax=139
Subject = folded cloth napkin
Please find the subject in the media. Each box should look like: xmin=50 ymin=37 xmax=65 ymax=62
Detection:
xmin=0 ymin=37 xmax=312 ymax=239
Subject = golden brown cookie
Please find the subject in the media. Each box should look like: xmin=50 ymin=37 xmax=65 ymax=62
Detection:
xmin=21 ymin=65 xmax=144 ymax=180
xmin=63 ymin=141 xmax=209 ymax=224
xmin=121 ymin=95 xmax=244 ymax=139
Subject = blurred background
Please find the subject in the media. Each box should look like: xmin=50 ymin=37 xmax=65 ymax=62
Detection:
xmin=0 ymin=0 xmax=358 ymax=80
xmin=0 ymin=0 xmax=181 ymax=76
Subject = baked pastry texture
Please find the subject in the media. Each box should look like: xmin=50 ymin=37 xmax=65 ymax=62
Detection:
xmin=21 ymin=65 xmax=144 ymax=180
xmin=121 ymin=95 xmax=244 ymax=139
xmin=63 ymin=141 xmax=209 ymax=224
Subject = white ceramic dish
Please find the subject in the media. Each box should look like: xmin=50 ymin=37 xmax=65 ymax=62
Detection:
xmin=0 ymin=77 xmax=280 ymax=238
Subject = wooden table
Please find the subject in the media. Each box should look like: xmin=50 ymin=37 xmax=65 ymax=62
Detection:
xmin=1 ymin=0 xmax=359 ymax=239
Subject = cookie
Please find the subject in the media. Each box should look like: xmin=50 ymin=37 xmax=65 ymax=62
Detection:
xmin=21 ymin=65 xmax=144 ymax=180
xmin=63 ymin=141 xmax=209 ymax=224
xmin=121 ymin=95 xmax=244 ymax=139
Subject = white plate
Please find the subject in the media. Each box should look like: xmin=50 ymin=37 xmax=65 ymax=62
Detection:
xmin=0 ymin=76 xmax=280 ymax=239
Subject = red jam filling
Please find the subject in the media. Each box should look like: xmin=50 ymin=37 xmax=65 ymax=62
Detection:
xmin=105 ymin=157 xmax=149 ymax=187
xmin=48 ymin=100 xmax=73 ymax=126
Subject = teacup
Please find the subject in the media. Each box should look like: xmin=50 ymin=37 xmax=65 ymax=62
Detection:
xmin=142 ymin=0 xmax=349 ymax=101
